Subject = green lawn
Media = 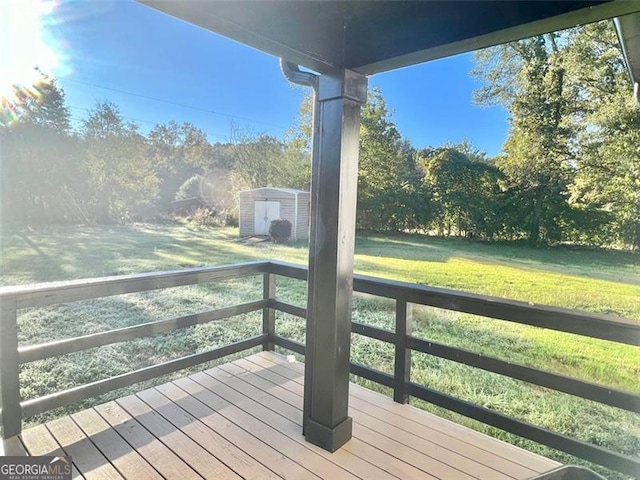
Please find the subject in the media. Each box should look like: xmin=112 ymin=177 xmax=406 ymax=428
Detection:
xmin=1 ymin=224 xmax=638 ymax=478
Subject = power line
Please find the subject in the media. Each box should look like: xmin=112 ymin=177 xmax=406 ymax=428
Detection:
xmin=67 ymin=105 xmax=229 ymax=140
xmin=59 ymin=76 xmax=287 ymax=130
xmin=68 ymin=105 xmax=155 ymax=126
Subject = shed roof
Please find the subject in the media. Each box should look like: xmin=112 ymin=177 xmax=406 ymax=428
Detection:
xmin=141 ymin=1 xmax=640 ymax=76
xmin=241 ymin=187 xmax=309 ymax=195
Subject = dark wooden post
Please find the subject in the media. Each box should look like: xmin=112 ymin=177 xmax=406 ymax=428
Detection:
xmin=262 ymin=273 xmax=275 ymax=351
xmin=303 ymin=68 xmax=368 ymax=452
xmin=0 ymin=296 xmax=21 ymax=438
xmin=394 ymin=299 xmax=413 ymax=404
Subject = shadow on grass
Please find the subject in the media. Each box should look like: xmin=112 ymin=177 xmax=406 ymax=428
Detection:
xmin=359 ymin=232 xmax=639 ymax=265
xmin=2 ymin=224 xmax=265 ymax=284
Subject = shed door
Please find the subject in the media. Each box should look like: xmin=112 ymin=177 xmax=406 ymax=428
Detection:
xmin=254 ymin=201 xmax=280 ymax=235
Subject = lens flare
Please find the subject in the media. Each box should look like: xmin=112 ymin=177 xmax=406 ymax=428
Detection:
xmin=0 ymin=0 xmax=64 ymax=126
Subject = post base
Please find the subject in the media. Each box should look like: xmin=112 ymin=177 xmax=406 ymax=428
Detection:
xmin=304 ymin=416 xmax=352 ymax=452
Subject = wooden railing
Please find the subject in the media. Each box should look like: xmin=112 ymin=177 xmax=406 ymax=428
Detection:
xmin=1 ymin=260 xmax=638 ymax=476
xmin=0 ymin=261 xmax=273 ymax=440
xmin=267 ymin=261 xmax=640 ymax=478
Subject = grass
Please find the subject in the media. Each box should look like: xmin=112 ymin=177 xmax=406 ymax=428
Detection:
xmin=1 ymin=223 xmax=639 ymax=478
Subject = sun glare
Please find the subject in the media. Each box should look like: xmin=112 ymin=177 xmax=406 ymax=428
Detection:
xmin=0 ymin=0 xmax=64 ymax=124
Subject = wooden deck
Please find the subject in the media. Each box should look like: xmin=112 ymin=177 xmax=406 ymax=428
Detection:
xmin=15 ymin=352 xmax=560 ymax=479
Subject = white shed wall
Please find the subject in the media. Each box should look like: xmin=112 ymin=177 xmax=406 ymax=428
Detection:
xmin=239 ymin=188 xmax=309 ymax=240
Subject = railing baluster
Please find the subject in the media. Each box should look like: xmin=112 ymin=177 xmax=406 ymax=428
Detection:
xmin=393 ymin=298 xmax=412 ymax=404
xmin=263 ymin=273 xmax=276 ymax=351
xmin=0 ymin=296 xmax=21 ymax=438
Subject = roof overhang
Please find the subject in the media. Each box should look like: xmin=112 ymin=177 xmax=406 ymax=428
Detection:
xmin=140 ymin=1 xmax=640 ymax=75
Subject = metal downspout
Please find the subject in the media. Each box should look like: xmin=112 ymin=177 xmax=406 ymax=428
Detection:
xmin=280 ymin=60 xmax=318 ymax=90
xmin=280 ymin=61 xmax=316 ymax=244
xmin=614 ymin=16 xmax=640 ymax=107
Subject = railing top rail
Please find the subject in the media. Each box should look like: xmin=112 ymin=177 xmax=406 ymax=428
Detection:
xmin=267 ymin=260 xmax=308 ymax=280
xmin=2 ymin=258 xmax=637 ymax=344
xmin=266 ymin=260 xmax=640 ymax=346
xmin=0 ymin=261 xmax=270 ymax=309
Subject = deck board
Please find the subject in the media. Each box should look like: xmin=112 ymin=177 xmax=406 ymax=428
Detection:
xmin=169 ymin=377 xmax=320 ymax=480
xmin=19 ymin=352 xmax=561 ymax=480
xmin=135 ymin=385 xmax=280 ymax=480
xmin=215 ymin=362 xmax=452 ymax=479
xmin=0 ymin=436 xmax=28 ymax=456
xmin=71 ymin=408 xmax=158 ymax=480
xmin=253 ymin=352 xmax=559 ymax=475
xmin=116 ymin=392 xmax=241 ymax=480
xmin=94 ymin=401 xmax=201 ymax=480
xmin=46 ymin=415 xmax=123 ymax=479
xmin=236 ymin=356 xmax=509 ymax=479
xmin=20 ymin=424 xmax=84 ymax=479
xmin=202 ymin=366 xmax=399 ymax=479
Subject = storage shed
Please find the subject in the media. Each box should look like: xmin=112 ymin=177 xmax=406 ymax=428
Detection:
xmin=239 ymin=187 xmax=310 ymax=240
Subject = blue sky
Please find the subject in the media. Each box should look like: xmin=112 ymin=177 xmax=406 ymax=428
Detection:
xmin=40 ymin=1 xmax=509 ymax=156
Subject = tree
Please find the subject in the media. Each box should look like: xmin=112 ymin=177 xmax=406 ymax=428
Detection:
xmin=419 ymin=144 xmax=502 ymax=239
xmin=1 ymin=74 xmax=81 ymax=224
xmin=80 ymin=101 xmax=158 ymax=223
xmin=473 ymin=22 xmax=640 ymax=248
xmin=563 ymin=21 xmax=640 ymax=249
xmin=473 ymin=34 xmax=577 ymax=245
xmin=227 ymin=123 xmax=310 ymax=193
xmin=148 ymin=121 xmax=211 ymax=208
xmin=356 ymin=88 xmax=430 ymax=231
xmin=286 ymin=88 xmax=429 ymax=232
xmin=3 ymin=69 xmax=71 ymax=131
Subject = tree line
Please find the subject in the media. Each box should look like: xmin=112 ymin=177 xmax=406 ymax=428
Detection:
xmin=0 ymin=81 xmax=310 ymax=227
xmin=356 ymin=20 xmax=639 ymax=249
xmin=1 ymin=20 xmax=638 ymax=248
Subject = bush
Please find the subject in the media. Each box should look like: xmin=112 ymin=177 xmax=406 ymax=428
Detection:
xmin=188 ymin=207 xmax=223 ymax=227
xmin=269 ymin=218 xmax=292 ymax=243
xmin=225 ymin=212 xmax=239 ymax=227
